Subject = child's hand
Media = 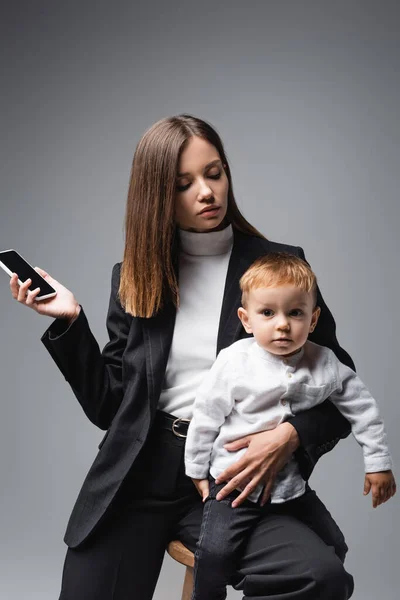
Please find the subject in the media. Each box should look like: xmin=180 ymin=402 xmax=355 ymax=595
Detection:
xmin=191 ymin=478 xmax=210 ymax=502
xmin=363 ymin=471 xmax=396 ymax=507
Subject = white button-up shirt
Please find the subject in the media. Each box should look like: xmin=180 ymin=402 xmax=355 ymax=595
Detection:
xmin=185 ymin=338 xmax=393 ymax=503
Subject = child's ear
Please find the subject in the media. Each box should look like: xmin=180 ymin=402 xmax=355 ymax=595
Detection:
xmin=238 ymin=307 xmax=252 ymax=333
xmin=309 ymin=306 xmax=321 ymax=333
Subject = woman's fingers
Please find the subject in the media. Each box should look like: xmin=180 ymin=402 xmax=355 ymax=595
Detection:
xmin=9 ymin=268 xmax=79 ymax=321
xmin=17 ymin=277 xmax=32 ymax=302
xmin=216 ymin=466 xmax=255 ymax=502
xmin=10 ymin=269 xmax=48 ymax=302
xmin=25 ymin=287 xmax=41 ymax=306
xmin=10 ymin=274 xmax=41 ymax=306
xmin=223 ymin=435 xmax=252 ymax=452
xmin=34 ymin=266 xmax=49 ymax=278
xmin=215 ymin=457 xmax=246 ymax=485
xmin=231 ymin=475 xmax=260 ymax=508
xmin=260 ymin=478 xmax=274 ymax=506
xmin=10 ymin=273 xmax=19 ymax=298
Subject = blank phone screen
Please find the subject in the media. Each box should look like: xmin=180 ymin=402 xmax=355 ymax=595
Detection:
xmin=0 ymin=250 xmax=56 ymax=296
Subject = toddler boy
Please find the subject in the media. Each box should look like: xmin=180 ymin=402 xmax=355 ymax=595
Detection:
xmin=184 ymin=252 xmax=396 ymax=600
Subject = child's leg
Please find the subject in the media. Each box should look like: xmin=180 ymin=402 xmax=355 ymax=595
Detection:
xmin=192 ymin=477 xmax=261 ymax=600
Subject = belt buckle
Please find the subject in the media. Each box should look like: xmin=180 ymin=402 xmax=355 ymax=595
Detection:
xmin=172 ymin=417 xmax=190 ymax=438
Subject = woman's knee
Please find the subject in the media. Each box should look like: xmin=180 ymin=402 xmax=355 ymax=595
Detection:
xmin=312 ymin=551 xmax=354 ymax=599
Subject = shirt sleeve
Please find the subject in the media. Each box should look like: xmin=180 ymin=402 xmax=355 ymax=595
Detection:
xmin=329 ymin=356 xmax=393 ymax=472
xmin=184 ymin=350 xmax=237 ymax=479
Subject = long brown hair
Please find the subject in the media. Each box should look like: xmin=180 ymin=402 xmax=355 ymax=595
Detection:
xmin=120 ymin=114 xmax=265 ymax=318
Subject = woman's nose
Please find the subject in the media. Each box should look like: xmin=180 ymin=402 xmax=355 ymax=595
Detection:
xmin=197 ymin=179 xmax=213 ymax=201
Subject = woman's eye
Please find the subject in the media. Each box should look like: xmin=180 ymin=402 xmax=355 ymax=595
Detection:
xmin=176 ymin=171 xmax=221 ymax=191
xmin=176 ymin=182 xmax=191 ymax=192
xmin=263 ymin=309 xmax=274 ymax=317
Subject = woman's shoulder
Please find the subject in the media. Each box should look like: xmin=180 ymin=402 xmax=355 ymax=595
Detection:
xmin=267 ymin=239 xmax=302 ymax=256
xmin=236 ymin=230 xmax=302 ymax=257
xmin=111 ymin=262 xmax=123 ymax=285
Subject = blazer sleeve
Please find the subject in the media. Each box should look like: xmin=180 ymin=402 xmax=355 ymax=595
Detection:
xmin=287 ymin=246 xmax=354 ymax=480
xmin=40 ymin=262 xmax=136 ymax=430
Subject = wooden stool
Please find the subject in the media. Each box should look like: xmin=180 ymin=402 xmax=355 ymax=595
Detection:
xmin=167 ymin=540 xmax=195 ymax=600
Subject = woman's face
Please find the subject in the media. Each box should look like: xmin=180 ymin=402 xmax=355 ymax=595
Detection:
xmin=174 ymin=136 xmax=229 ymax=232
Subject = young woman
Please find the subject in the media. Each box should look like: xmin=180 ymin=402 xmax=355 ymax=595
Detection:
xmin=10 ymin=115 xmax=354 ymax=599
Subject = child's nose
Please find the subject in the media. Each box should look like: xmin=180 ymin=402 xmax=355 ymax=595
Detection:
xmin=276 ymin=316 xmax=290 ymax=330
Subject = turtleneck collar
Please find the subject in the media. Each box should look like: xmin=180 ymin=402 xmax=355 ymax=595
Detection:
xmin=179 ymin=224 xmax=233 ymax=256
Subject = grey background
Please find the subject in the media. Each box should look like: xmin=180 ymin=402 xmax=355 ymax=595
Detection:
xmin=0 ymin=1 xmax=399 ymax=598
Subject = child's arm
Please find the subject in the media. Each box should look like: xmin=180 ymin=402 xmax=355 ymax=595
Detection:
xmin=184 ymin=351 xmax=237 ymax=492
xmin=329 ymin=358 xmax=396 ymax=506
xmin=285 ymin=247 xmax=354 ymax=481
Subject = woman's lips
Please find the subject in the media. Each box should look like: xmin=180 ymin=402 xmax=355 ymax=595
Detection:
xmin=199 ymin=206 xmax=220 ymax=217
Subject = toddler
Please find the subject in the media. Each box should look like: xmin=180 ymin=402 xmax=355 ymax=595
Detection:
xmin=185 ymin=252 xmax=396 ymax=600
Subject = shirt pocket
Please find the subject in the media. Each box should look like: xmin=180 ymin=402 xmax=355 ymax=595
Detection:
xmin=295 ymin=383 xmax=328 ymax=409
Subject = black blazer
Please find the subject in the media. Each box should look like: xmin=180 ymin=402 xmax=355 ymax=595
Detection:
xmin=41 ymin=229 xmax=354 ymax=548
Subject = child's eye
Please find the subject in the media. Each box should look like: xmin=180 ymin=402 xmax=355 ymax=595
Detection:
xmin=289 ymin=309 xmax=303 ymax=317
xmin=263 ymin=309 xmax=274 ymax=317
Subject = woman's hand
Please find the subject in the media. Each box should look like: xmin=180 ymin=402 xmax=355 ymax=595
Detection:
xmin=10 ymin=267 xmax=81 ymax=323
xmin=214 ymin=422 xmax=300 ymax=507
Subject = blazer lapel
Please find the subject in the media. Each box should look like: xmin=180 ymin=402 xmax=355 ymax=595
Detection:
xmin=217 ymin=230 xmax=270 ymax=354
xmin=142 ymin=232 xmax=180 ymax=413
xmin=142 ymin=299 xmax=177 ymax=413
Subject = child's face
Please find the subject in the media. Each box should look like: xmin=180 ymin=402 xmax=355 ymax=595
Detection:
xmin=237 ymin=285 xmax=321 ymax=357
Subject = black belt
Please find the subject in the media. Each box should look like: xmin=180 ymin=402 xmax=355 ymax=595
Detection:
xmin=154 ymin=410 xmax=191 ymax=439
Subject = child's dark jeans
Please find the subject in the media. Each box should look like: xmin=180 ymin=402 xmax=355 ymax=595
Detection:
xmin=191 ymin=476 xmax=266 ymax=600
xmin=191 ymin=476 xmax=348 ymax=600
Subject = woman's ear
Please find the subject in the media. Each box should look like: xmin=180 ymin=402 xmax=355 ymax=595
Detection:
xmin=238 ymin=306 xmax=252 ymax=333
xmin=309 ymin=306 xmax=321 ymax=333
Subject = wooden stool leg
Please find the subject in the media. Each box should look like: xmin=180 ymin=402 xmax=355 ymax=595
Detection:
xmin=181 ymin=565 xmax=194 ymax=600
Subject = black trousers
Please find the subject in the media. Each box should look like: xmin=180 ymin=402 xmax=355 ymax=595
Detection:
xmin=59 ymin=419 xmax=354 ymax=600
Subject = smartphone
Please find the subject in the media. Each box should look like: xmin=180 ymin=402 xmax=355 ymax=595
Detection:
xmin=0 ymin=249 xmax=57 ymax=301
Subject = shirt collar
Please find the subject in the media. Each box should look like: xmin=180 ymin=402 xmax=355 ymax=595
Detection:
xmin=251 ymin=341 xmax=305 ymax=366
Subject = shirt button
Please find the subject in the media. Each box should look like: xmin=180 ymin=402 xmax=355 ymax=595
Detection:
xmin=287 ymin=373 xmax=292 ymax=378
xmin=281 ymin=399 xmax=287 ymax=406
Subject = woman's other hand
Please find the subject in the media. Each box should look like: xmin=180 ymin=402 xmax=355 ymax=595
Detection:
xmin=10 ymin=267 xmax=81 ymax=324
xmin=214 ymin=422 xmax=300 ymax=507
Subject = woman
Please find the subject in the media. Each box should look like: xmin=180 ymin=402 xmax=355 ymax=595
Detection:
xmin=10 ymin=115 xmax=354 ymax=599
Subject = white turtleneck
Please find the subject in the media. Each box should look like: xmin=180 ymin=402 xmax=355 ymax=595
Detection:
xmin=158 ymin=224 xmax=234 ymax=418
